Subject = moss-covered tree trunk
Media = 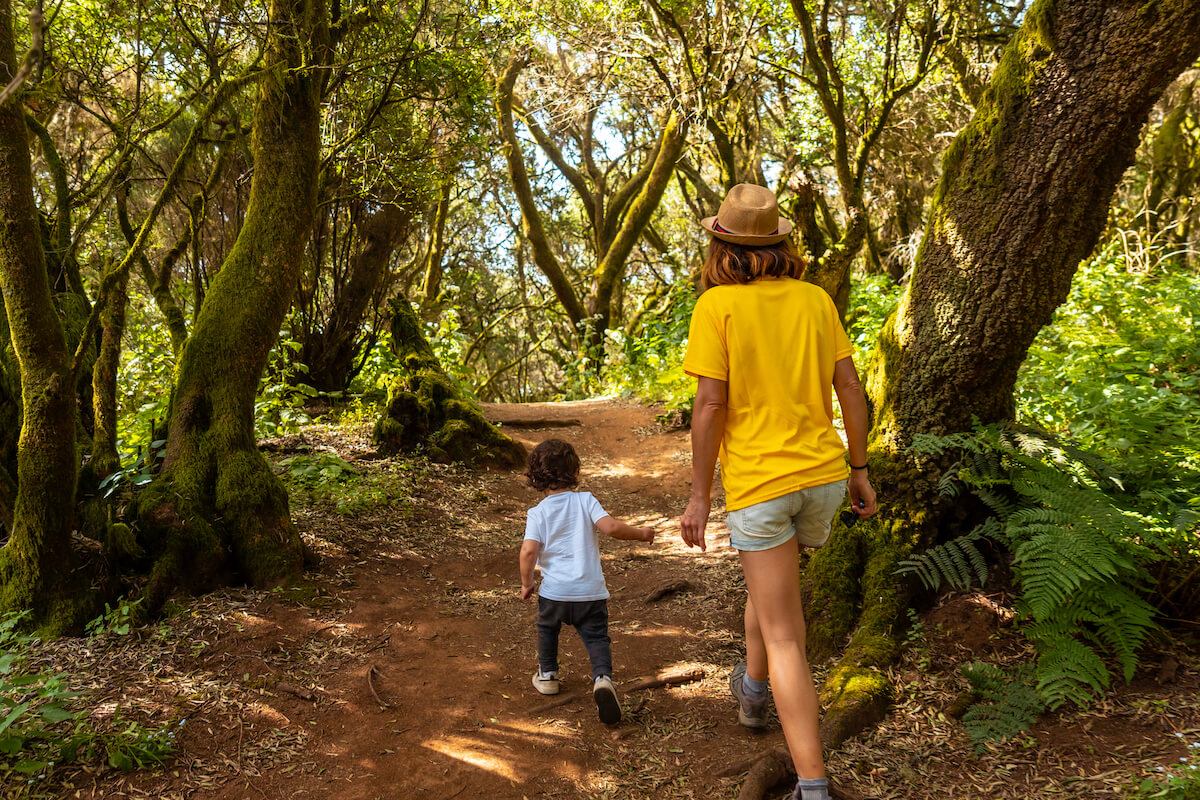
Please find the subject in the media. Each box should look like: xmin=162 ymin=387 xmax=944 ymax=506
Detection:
xmin=0 ymin=0 xmax=81 ymax=630
xmin=805 ymin=0 xmax=1200 ymax=749
xmin=0 ymin=295 xmax=18 ymax=535
xmin=87 ymin=263 xmax=128 ymax=482
xmin=373 ymin=297 xmax=525 ymax=467
xmin=134 ymin=0 xmax=329 ymax=609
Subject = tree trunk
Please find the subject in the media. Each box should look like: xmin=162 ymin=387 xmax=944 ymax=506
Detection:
xmin=496 ymin=55 xmax=686 ymax=364
xmin=88 ymin=265 xmax=129 ymax=481
xmin=419 ymin=180 xmax=452 ymax=312
xmin=134 ymin=0 xmax=329 ymax=610
xmin=0 ymin=0 xmax=81 ymax=631
xmin=0 ymin=295 xmax=19 ymax=535
xmin=806 ymin=0 xmax=1200 ymax=749
xmin=301 ymin=202 xmax=414 ymax=393
xmin=373 ymin=298 xmax=525 ymax=467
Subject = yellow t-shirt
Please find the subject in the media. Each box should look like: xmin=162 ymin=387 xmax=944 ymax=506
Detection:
xmin=683 ymin=277 xmax=854 ymax=511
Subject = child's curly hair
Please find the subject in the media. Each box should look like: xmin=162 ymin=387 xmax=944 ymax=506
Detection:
xmin=525 ymin=439 xmax=580 ymax=491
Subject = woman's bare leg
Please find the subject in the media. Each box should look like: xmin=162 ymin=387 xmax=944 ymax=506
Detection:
xmin=739 ymin=537 xmax=824 ymax=779
xmin=744 ymin=596 xmax=769 ymax=683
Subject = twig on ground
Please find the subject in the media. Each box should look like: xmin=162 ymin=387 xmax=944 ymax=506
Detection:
xmin=367 ymin=664 xmax=390 ymax=709
xmin=623 ymin=666 xmax=705 ymax=691
xmin=364 ymin=635 xmax=390 ymax=654
xmin=272 ymin=681 xmax=316 ymax=701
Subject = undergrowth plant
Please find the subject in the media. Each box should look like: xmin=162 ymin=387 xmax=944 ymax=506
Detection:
xmin=1017 ymin=240 xmax=1200 ymax=514
xmin=602 ymin=281 xmax=695 ymax=416
xmin=1131 ymin=734 xmax=1200 ymax=799
xmin=0 ymin=614 xmax=78 ymax=777
xmin=277 ymin=452 xmax=428 ymax=517
xmin=958 ymin=662 xmax=1043 ymax=751
xmin=900 ymin=425 xmax=1180 ymax=743
xmin=0 ymin=611 xmax=183 ymax=786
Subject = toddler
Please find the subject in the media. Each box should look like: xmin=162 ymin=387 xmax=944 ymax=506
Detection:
xmin=518 ymin=439 xmax=655 ymax=725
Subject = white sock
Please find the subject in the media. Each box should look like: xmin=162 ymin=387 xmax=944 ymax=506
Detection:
xmin=795 ymin=777 xmax=830 ymax=800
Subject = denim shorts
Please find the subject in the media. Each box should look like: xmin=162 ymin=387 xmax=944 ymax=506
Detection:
xmin=726 ymin=479 xmax=848 ymax=552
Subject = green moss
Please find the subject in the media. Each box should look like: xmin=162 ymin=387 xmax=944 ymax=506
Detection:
xmin=806 ymin=526 xmax=865 ymax=661
xmin=372 ymin=298 xmax=525 ymax=467
xmin=930 ymin=0 xmax=1058 ymax=211
xmin=104 ymin=522 xmax=144 ymax=561
xmin=215 ymin=448 xmax=303 ymax=587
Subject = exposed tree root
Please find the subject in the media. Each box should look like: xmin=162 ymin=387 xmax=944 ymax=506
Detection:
xmin=643 ymin=578 xmax=692 ymax=602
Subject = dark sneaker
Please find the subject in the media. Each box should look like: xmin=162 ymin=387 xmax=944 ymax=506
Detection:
xmin=593 ymin=675 xmax=621 ymax=724
xmin=729 ymin=662 xmax=768 ymax=729
xmin=532 ymin=670 xmax=560 ymax=695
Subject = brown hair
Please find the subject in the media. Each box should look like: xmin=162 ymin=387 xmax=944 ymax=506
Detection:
xmin=701 ymin=238 xmax=807 ymax=289
xmin=525 ymin=439 xmax=581 ymax=491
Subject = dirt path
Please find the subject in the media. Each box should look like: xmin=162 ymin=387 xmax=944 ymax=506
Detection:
xmin=58 ymin=399 xmax=1199 ymax=800
xmin=228 ymin=399 xmax=757 ymax=800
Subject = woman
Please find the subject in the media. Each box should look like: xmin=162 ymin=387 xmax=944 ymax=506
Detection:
xmin=680 ymin=183 xmax=877 ymax=800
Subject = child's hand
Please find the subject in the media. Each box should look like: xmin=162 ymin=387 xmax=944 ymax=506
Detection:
xmin=520 ymin=583 xmax=534 ymax=601
xmin=638 ymin=526 xmax=656 ymax=543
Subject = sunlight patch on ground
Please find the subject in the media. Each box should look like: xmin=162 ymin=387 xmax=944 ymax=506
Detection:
xmin=590 ymin=461 xmax=638 ymax=478
xmin=421 ymin=724 xmax=566 ymax=782
xmin=422 ymin=738 xmax=520 ymax=781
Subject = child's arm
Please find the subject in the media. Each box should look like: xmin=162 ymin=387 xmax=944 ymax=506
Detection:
xmin=519 ymin=539 xmax=540 ymax=600
xmin=597 ymin=516 xmax=655 ymax=543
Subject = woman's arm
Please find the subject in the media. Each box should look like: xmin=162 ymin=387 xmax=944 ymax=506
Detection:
xmin=833 ymin=357 xmax=878 ymax=518
xmin=681 ymin=376 xmax=728 ymax=551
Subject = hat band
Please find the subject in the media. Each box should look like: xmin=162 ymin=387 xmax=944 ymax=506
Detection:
xmin=714 ymin=218 xmax=778 ymax=236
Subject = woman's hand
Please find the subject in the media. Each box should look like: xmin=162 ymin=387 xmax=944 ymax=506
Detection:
xmin=847 ymin=471 xmax=878 ymax=518
xmin=681 ymin=496 xmax=711 ymax=551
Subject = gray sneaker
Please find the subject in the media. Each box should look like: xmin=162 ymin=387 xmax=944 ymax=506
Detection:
xmin=729 ymin=662 xmax=768 ymax=729
xmin=532 ymin=670 xmax=560 ymax=695
xmin=593 ymin=675 xmax=621 ymax=724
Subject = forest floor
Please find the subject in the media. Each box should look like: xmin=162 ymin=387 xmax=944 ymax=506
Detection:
xmin=20 ymin=399 xmax=1200 ymax=800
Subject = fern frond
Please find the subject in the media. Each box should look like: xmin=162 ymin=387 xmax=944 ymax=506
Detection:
xmin=960 ymin=663 xmax=1044 ymax=749
xmin=1033 ymin=634 xmax=1111 ymax=709
xmin=896 ymin=526 xmax=991 ymax=592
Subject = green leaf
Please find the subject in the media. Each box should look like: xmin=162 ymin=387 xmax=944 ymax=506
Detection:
xmin=39 ymin=705 xmax=75 ymax=724
xmin=0 ymin=701 xmax=31 ymax=735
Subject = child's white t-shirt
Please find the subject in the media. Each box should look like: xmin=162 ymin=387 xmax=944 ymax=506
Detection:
xmin=524 ymin=491 xmax=610 ymax=602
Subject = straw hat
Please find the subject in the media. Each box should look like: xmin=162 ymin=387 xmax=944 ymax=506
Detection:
xmin=700 ymin=184 xmax=793 ymax=246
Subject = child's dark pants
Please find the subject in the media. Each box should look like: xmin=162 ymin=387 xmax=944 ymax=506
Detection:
xmin=536 ymin=596 xmax=612 ymax=679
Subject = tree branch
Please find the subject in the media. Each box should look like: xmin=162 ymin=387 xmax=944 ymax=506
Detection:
xmin=0 ymin=5 xmax=43 ymax=110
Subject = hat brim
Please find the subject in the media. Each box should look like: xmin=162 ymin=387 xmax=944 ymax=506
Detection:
xmin=700 ymin=216 xmax=793 ymax=246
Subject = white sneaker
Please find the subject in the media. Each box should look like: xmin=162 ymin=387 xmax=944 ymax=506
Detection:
xmin=593 ymin=675 xmax=621 ymax=724
xmin=532 ymin=670 xmax=560 ymax=695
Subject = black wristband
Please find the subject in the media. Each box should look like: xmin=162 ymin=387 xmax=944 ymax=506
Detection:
xmin=849 ymin=463 xmax=868 ymax=470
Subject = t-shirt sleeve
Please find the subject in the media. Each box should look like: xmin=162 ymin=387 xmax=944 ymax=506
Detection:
xmin=524 ymin=509 xmax=544 ymax=543
xmin=683 ymin=293 xmax=729 ymax=381
xmin=825 ymin=291 xmax=854 ymax=361
xmin=583 ymin=493 xmax=608 ymax=525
